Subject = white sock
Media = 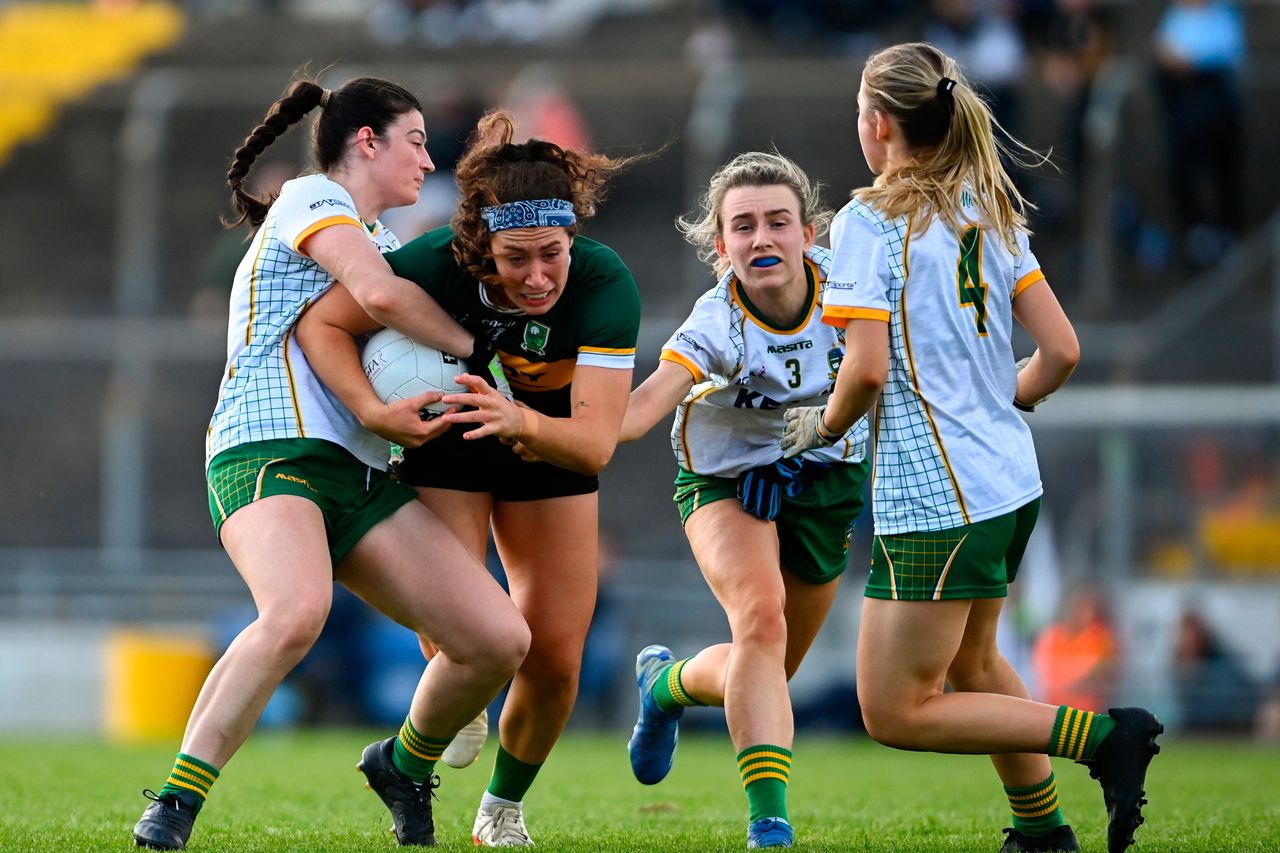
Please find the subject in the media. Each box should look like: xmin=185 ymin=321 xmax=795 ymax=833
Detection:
xmin=480 ymin=791 xmax=520 ymax=810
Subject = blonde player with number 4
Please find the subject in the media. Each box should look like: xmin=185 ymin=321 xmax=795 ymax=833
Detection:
xmin=620 ymin=151 xmax=870 ymax=849
xmin=780 ymin=43 xmax=1161 ymax=853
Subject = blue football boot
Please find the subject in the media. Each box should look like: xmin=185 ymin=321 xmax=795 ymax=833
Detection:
xmin=747 ymin=817 xmax=794 ymax=848
xmin=627 ymin=644 xmax=683 ymax=785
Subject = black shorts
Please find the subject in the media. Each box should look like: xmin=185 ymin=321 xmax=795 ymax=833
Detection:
xmin=395 ymin=424 xmax=598 ymax=501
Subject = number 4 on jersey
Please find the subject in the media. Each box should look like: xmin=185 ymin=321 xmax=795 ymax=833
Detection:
xmin=956 ymin=225 xmax=988 ymax=336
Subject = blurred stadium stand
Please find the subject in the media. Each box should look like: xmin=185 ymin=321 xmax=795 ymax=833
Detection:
xmin=1 ymin=0 xmax=1279 ymax=735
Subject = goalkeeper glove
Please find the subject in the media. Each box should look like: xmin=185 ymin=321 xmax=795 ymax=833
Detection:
xmin=780 ymin=405 xmax=841 ymax=458
xmin=1013 ymin=355 xmax=1050 ymax=412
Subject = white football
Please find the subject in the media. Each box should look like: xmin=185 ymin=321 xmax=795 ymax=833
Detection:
xmin=360 ymin=328 xmax=467 ymax=416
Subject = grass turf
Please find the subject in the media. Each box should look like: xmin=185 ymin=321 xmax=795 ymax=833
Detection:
xmin=1 ymin=731 xmax=1277 ymax=851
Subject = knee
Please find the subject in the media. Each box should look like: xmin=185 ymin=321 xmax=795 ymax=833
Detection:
xmin=860 ymin=703 xmax=916 ymax=749
xmin=479 ymin=621 xmax=531 ymax=680
xmin=258 ymin=598 xmax=329 ymax=663
xmin=729 ymin=598 xmax=787 ymax=653
xmin=514 ymin=643 xmax=582 ymax=705
xmin=857 ymin=685 xmax=915 ymax=749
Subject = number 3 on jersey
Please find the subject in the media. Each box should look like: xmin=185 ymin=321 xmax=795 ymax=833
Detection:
xmin=956 ymin=226 xmax=988 ymax=337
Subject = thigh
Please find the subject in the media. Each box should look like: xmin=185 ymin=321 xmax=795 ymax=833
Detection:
xmin=781 ymin=570 xmax=841 ymax=677
xmin=338 ymin=499 xmax=515 ymax=646
xmin=857 ymin=597 xmax=973 ymax=709
xmin=415 ymin=487 xmax=493 ymax=559
xmin=493 ymin=494 xmax=599 ymax=652
xmin=684 ymin=499 xmax=785 ymax=616
xmin=220 ymin=494 xmax=335 ymax=613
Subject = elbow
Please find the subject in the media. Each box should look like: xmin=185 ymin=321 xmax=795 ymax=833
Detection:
xmin=1045 ymin=334 xmax=1081 ymax=377
xmin=353 ymin=280 xmax=396 ymax=321
xmin=852 ymin=364 xmax=888 ymax=395
xmin=580 ymin=444 xmax=616 ymax=477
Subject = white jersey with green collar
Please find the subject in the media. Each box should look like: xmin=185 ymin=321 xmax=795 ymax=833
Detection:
xmin=823 ymin=195 xmax=1045 ymax=534
xmin=206 ymin=173 xmax=399 ymax=471
xmin=660 ymin=246 xmax=869 ymax=477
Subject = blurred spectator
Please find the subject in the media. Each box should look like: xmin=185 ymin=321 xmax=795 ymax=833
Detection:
xmin=1173 ymin=608 xmax=1259 ymax=732
xmin=1032 ymin=0 xmax=1113 ymax=201
xmin=709 ymin=0 xmax=906 ymax=52
xmin=1152 ymin=0 xmax=1246 ymax=268
xmin=500 ymin=63 xmax=592 ymax=151
xmin=922 ymin=0 xmax=1028 ymax=136
xmin=1032 ymin=587 xmax=1118 ymax=712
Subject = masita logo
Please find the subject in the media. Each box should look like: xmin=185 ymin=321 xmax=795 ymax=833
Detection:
xmin=767 ymin=340 xmax=813 ymax=354
xmin=308 ymin=198 xmax=352 ymax=211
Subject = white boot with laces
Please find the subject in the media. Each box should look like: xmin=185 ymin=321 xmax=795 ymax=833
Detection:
xmin=472 ymin=798 xmax=534 ymax=846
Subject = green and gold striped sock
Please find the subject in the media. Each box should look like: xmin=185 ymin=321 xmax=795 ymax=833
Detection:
xmin=1048 ymin=706 xmax=1117 ymax=761
xmin=486 ymin=745 xmax=543 ymax=803
xmin=738 ymin=744 xmax=791 ymax=823
xmin=157 ymin=752 xmax=218 ymax=806
xmin=393 ymin=716 xmax=451 ymax=783
xmin=651 ymin=657 xmax=704 ymax=714
xmin=1005 ymin=772 xmax=1067 ymax=837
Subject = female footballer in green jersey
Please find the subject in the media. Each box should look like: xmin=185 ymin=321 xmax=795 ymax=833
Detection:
xmin=782 ymin=43 xmax=1161 ymax=853
xmin=618 ymin=151 xmax=870 ymax=849
xmin=297 ymin=109 xmax=644 ymax=846
xmin=132 ymin=77 xmax=529 ymax=851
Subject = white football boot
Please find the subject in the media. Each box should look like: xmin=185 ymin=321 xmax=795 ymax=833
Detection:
xmin=441 ymin=708 xmax=488 ymax=769
xmin=472 ymin=800 xmax=534 ymax=846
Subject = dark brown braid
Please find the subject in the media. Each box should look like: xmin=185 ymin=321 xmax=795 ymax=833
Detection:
xmin=223 ymin=76 xmax=423 ymax=230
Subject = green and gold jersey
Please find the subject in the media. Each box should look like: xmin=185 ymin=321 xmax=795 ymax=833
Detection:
xmin=385 ymin=226 xmax=640 ymax=417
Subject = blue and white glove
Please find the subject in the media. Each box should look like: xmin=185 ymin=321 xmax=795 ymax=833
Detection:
xmin=780 ymin=405 xmax=841 ymax=459
xmin=737 ymin=458 xmax=805 ymax=521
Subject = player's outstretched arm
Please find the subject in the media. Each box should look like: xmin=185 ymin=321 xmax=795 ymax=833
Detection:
xmin=619 ymin=360 xmax=695 ymax=444
xmin=303 ymin=223 xmax=478 ymax=359
xmin=1011 ymin=278 xmax=1079 ymax=409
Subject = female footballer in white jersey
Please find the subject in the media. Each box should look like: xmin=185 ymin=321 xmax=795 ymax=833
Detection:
xmin=620 ymin=152 xmax=870 ymax=849
xmin=781 ymin=43 xmax=1161 ymax=853
xmin=131 ymin=77 xmax=528 ymax=851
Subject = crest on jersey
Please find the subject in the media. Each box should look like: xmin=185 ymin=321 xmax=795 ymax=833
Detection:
xmin=522 ymin=321 xmax=550 ymax=355
xmin=828 ymin=347 xmax=844 ymax=379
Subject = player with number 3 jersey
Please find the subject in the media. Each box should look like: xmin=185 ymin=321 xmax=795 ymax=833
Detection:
xmin=620 ymin=152 xmax=869 ymax=850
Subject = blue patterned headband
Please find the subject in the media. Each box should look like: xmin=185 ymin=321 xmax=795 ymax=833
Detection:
xmin=481 ymin=198 xmax=576 ymax=232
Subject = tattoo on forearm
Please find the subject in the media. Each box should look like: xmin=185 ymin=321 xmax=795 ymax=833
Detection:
xmin=574 ymin=401 xmax=590 ymax=410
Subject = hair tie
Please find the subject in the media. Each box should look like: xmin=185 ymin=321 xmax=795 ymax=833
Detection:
xmin=937 ymin=77 xmax=956 ymax=98
xmin=319 ymin=88 xmax=332 ymax=109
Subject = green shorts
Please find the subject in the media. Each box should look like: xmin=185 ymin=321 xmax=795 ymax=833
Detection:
xmin=866 ymin=498 xmax=1041 ymax=601
xmin=207 ymin=438 xmax=417 ymax=565
xmin=674 ymin=459 xmax=870 ymax=585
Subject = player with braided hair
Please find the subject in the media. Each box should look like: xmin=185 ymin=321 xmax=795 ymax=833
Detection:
xmin=132 ymin=76 xmax=530 ymax=850
xmin=297 ymin=109 xmax=647 ymax=845
xmin=780 ymin=43 xmax=1161 ymax=853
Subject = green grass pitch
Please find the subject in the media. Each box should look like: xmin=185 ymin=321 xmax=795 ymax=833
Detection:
xmin=1 ymin=731 xmax=1277 ymax=851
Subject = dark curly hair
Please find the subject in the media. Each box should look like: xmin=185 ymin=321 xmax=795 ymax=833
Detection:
xmin=449 ymin=110 xmax=646 ymax=282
